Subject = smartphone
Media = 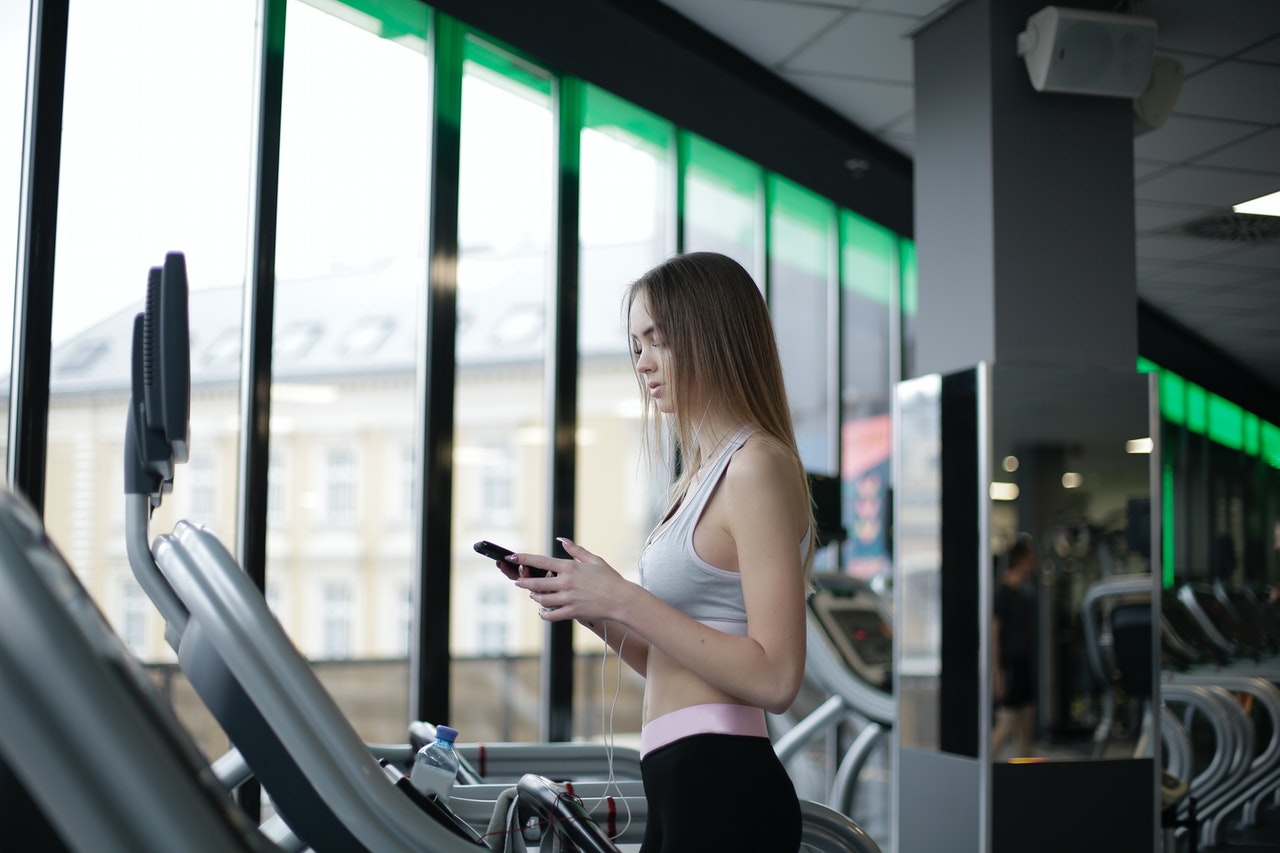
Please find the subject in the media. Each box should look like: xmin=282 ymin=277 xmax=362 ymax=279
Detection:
xmin=473 ymin=540 xmax=549 ymax=577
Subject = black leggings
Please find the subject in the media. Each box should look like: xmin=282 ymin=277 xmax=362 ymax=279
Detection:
xmin=998 ymin=659 xmax=1035 ymax=709
xmin=639 ymin=734 xmax=801 ymax=852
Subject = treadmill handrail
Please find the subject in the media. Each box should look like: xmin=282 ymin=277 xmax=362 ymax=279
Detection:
xmin=1160 ymin=683 xmax=1248 ymax=806
xmin=125 ymin=493 xmax=187 ymax=649
xmin=153 ymin=519 xmax=485 ymax=852
xmin=804 ymin=613 xmax=896 ymax=726
xmin=1079 ymin=573 xmax=1153 ymax=689
xmin=0 ymin=489 xmax=272 ymax=853
xmin=1177 ymin=584 xmax=1238 ymax=658
xmin=1166 ymin=674 xmax=1280 ymax=826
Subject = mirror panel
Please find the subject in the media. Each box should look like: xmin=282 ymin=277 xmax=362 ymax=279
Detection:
xmin=988 ymin=363 xmax=1155 ymax=763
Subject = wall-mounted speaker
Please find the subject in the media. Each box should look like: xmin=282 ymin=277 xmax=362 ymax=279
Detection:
xmin=1133 ymin=54 xmax=1185 ymax=134
xmin=1016 ymin=6 xmax=1157 ymax=98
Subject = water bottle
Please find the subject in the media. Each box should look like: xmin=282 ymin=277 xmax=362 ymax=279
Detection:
xmin=410 ymin=725 xmax=460 ymax=802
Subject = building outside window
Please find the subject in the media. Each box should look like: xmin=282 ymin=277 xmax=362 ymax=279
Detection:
xmin=321 ymin=581 xmax=352 ymax=659
xmin=188 ymin=455 xmax=216 ymax=522
xmin=474 ymin=584 xmax=509 ymax=656
xmin=396 ymin=581 xmax=413 ymax=658
xmin=398 ymin=444 xmax=415 ymax=522
xmin=478 ymin=441 xmax=514 ymax=522
xmin=119 ymin=578 xmax=148 ymax=655
xmin=325 ymin=447 xmax=357 ymax=522
xmin=267 ymin=450 xmax=286 ymax=525
xmin=266 ymin=580 xmax=282 ymax=617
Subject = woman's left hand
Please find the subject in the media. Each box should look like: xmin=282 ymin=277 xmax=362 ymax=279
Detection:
xmin=508 ymin=538 xmax=631 ymax=624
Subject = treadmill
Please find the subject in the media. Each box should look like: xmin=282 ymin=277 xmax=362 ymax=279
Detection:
xmin=0 ymin=486 xmax=284 ymax=853
xmin=775 ymin=572 xmax=895 ymax=841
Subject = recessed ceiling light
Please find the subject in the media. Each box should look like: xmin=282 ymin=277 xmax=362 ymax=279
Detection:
xmin=1234 ymin=190 xmax=1280 ymax=217
xmin=990 ymin=482 xmax=1020 ymax=501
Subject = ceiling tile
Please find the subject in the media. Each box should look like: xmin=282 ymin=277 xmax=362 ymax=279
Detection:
xmin=859 ymin=0 xmax=954 ymax=16
xmin=880 ymin=111 xmax=915 ymax=153
xmin=782 ymin=71 xmax=913 ymax=131
xmin=1176 ymin=312 xmax=1252 ymax=336
xmin=659 ymin=0 xmax=845 ymax=67
xmin=1217 ymin=287 xmax=1280 ymax=311
xmin=1240 ymin=35 xmax=1280 ymax=63
xmin=1136 ymin=164 xmax=1275 ymax=208
xmin=1137 ymin=258 xmax=1180 ymax=275
xmin=883 ymin=111 xmax=914 ymax=134
xmin=764 ymin=0 xmax=862 ymax=7
xmin=1144 ymin=0 xmax=1280 ymax=57
xmin=1157 ymin=306 xmax=1216 ymax=331
xmin=1174 ymin=61 xmax=1280 ymax=124
xmin=1137 ymin=279 xmax=1208 ymax=304
xmin=1134 ymin=201 xmax=1215 ymax=232
xmin=1217 ymin=242 xmax=1280 ymax=269
xmin=1194 ymin=128 xmax=1280 ymax=174
xmin=1206 ymin=309 xmax=1279 ymax=330
xmin=783 ymin=10 xmax=916 ymax=83
xmin=1230 ymin=276 xmax=1280 ymax=294
xmin=1158 ymin=310 xmax=1234 ymax=345
xmin=1133 ymin=115 xmax=1259 ymax=164
xmin=1137 ymin=233 xmax=1241 ymax=262
xmin=882 ymin=133 xmax=914 ymax=157
xmin=1144 ymin=261 xmax=1274 ymax=287
xmin=1135 ymin=160 xmax=1174 ymax=180
xmin=1156 ymin=49 xmax=1218 ymax=76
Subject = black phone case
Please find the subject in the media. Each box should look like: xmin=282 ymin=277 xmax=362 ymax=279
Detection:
xmin=474 ymin=541 xmax=549 ymax=577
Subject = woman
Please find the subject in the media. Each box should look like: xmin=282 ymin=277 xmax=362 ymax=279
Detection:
xmin=500 ymin=251 xmax=815 ymax=852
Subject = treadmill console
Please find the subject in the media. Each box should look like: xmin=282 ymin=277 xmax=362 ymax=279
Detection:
xmin=810 ymin=592 xmax=893 ymax=690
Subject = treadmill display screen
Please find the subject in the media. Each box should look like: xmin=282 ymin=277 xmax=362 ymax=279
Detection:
xmin=829 ymin=606 xmax=893 ymax=667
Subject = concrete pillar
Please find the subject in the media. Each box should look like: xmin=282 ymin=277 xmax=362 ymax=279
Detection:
xmin=912 ymin=0 xmax=1138 ymax=379
xmin=896 ymin=2 xmax=1156 ymax=851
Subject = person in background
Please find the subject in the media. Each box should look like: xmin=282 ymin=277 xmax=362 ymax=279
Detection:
xmin=494 ymin=252 xmax=815 ymax=852
xmin=992 ymin=533 xmax=1037 ymax=761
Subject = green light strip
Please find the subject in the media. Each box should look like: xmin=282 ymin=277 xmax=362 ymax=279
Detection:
xmin=1186 ymin=382 xmax=1207 ymax=434
xmin=1208 ymin=393 xmax=1244 ymax=451
xmin=769 ymin=175 xmax=833 ymax=281
xmin=839 ymin=210 xmax=897 ymax=306
xmin=1264 ymin=421 xmax=1280 ymax=469
xmin=1158 ymin=370 xmax=1185 ymax=425
xmin=583 ymin=84 xmax=671 ymax=155
xmin=1163 ymin=460 xmax=1175 ymax=589
xmin=1142 ymin=357 xmax=1279 ymax=467
xmin=900 ymin=240 xmax=917 ymax=317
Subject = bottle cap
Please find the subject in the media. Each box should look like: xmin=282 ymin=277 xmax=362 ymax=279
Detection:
xmin=435 ymin=725 xmax=459 ymax=743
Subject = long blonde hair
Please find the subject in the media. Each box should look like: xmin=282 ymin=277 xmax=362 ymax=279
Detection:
xmin=624 ymin=251 xmax=816 ymax=574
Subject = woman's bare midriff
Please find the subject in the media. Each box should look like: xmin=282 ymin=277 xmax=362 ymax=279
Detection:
xmin=642 ymin=640 xmax=752 ymax=725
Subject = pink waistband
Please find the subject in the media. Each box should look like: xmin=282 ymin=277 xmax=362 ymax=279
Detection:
xmin=640 ymin=703 xmax=769 ymax=758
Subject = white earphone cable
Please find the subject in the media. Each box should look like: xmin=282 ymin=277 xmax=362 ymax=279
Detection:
xmin=588 ymin=620 xmax=632 ymax=839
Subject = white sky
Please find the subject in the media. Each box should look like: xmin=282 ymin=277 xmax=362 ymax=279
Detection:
xmin=2 ymin=6 xmax=30 ymax=367
xmin=2 ymin=1 xmax=652 ymax=370
xmin=4 ymin=1 xmax=260 ymax=358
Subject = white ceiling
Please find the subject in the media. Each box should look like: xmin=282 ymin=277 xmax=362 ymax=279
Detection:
xmin=658 ymin=0 xmax=1280 ymax=385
